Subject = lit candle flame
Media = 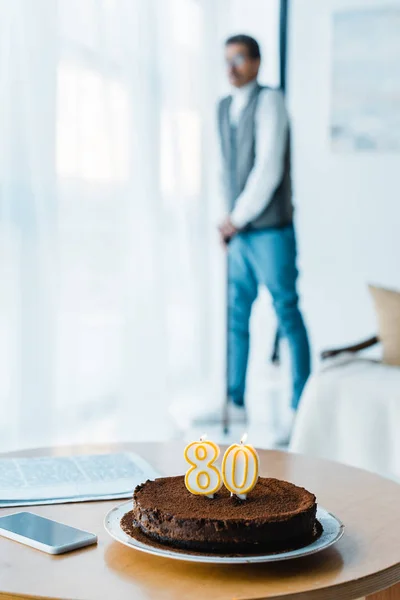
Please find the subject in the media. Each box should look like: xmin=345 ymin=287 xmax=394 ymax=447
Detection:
xmin=240 ymin=432 xmax=248 ymax=445
xmin=199 ymin=433 xmax=208 ymax=442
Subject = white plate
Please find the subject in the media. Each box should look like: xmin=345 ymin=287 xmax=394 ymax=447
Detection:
xmin=104 ymin=501 xmax=344 ymax=564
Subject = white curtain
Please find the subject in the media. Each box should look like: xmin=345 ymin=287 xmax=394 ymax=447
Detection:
xmin=0 ymin=0 xmax=225 ymax=451
xmin=0 ymin=0 xmax=280 ymax=452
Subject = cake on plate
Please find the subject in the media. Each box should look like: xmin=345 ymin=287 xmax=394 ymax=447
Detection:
xmin=125 ymin=475 xmax=320 ymax=554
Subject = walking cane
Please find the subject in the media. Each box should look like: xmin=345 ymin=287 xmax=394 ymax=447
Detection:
xmin=222 ymin=248 xmax=230 ymax=435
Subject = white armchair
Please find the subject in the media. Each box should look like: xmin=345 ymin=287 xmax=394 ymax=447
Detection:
xmin=290 ymin=338 xmax=400 ymax=482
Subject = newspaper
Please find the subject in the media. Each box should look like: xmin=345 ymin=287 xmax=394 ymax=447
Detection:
xmin=0 ymin=452 xmax=160 ymax=508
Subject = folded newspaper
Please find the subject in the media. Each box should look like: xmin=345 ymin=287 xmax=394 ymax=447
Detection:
xmin=0 ymin=452 xmax=160 ymax=508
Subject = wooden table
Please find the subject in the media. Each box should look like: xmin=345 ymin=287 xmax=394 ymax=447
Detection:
xmin=0 ymin=443 xmax=399 ymax=600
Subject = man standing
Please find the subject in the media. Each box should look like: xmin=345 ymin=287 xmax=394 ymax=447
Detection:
xmin=218 ymin=34 xmax=310 ymax=423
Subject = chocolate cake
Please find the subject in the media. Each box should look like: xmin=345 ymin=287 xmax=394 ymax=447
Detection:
xmin=128 ymin=475 xmax=320 ymax=554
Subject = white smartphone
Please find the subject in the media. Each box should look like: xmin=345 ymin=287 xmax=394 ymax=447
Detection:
xmin=0 ymin=511 xmax=97 ymax=554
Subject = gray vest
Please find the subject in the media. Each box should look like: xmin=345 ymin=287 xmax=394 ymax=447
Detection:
xmin=218 ymin=84 xmax=293 ymax=230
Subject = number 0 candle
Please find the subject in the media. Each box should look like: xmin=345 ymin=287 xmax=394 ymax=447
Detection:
xmin=221 ymin=433 xmax=259 ymax=500
xmin=184 ymin=435 xmax=222 ymax=498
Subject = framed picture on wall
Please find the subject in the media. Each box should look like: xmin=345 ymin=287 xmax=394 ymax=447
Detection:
xmin=331 ymin=7 xmax=400 ymax=152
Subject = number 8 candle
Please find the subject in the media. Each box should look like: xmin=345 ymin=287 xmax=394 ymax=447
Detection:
xmin=184 ymin=435 xmax=222 ymax=498
xmin=222 ymin=433 xmax=259 ymax=500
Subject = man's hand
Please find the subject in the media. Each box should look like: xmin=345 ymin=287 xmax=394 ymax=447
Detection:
xmin=218 ymin=217 xmax=238 ymax=246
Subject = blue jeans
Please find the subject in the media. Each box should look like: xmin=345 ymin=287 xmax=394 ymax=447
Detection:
xmin=228 ymin=225 xmax=310 ymax=410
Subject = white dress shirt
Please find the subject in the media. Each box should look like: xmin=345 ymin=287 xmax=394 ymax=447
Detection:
xmin=223 ymin=79 xmax=289 ymax=229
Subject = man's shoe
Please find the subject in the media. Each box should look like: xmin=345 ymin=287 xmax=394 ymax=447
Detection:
xmin=192 ymin=402 xmax=247 ymax=426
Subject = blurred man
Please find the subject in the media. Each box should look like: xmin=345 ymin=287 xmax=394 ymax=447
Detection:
xmin=218 ymin=34 xmax=310 ymax=426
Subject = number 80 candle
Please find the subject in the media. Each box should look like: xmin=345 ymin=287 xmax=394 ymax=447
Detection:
xmin=222 ymin=433 xmax=259 ymax=500
xmin=184 ymin=435 xmax=222 ymax=498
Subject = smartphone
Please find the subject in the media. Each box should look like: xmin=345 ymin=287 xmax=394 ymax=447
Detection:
xmin=0 ymin=511 xmax=97 ymax=554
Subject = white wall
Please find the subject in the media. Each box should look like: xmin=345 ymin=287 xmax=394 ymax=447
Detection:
xmin=288 ymin=0 xmax=400 ymax=354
